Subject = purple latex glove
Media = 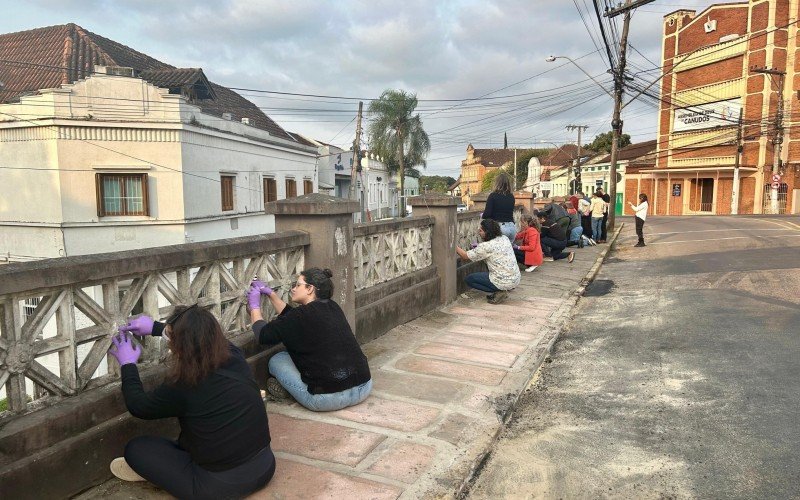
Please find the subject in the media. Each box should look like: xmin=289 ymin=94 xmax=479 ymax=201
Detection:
xmin=251 ymin=279 xmax=273 ymax=296
xmin=118 ymin=315 xmax=154 ymax=336
xmin=513 ymin=245 xmax=520 ymax=250
xmin=108 ymin=333 xmax=142 ymax=366
xmin=470 ymin=242 xmax=478 ymax=249
xmin=247 ymin=283 xmax=263 ymax=310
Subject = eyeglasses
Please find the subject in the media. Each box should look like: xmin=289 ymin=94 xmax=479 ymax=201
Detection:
xmin=166 ymin=304 xmax=198 ymax=326
xmin=291 ymin=281 xmax=313 ymax=290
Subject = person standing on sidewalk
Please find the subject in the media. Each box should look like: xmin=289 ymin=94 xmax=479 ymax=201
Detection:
xmin=599 ymin=188 xmax=611 ymax=242
xmin=578 ymin=193 xmax=595 ymax=245
xmin=629 ymin=193 xmax=649 ymax=247
xmin=590 ymin=191 xmax=607 ymax=244
xmin=456 ymin=218 xmax=520 ymax=304
xmin=483 ymin=172 xmax=517 ymax=242
xmin=249 ymin=268 xmax=372 ymax=412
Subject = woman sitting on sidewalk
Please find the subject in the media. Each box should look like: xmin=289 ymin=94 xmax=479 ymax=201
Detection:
xmin=248 ymin=268 xmax=372 ymax=412
xmin=456 ymin=218 xmax=521 ymax=304
xmin=512 ymin=214 xmax=543 ymax=273
xmin=107 ymin=306 xmax=275 ymax=499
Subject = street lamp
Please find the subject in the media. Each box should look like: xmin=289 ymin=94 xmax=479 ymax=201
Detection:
xmin=545 ymin=56 xmax=614 ymax=99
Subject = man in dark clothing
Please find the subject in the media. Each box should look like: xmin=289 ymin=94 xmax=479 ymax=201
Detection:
xmin=536 ymin=212 xmax=574 ymax=262
xmin=600 ymin=189 xmax=611 ymax=242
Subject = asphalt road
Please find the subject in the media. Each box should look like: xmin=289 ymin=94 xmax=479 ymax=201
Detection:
xmin=467 ymin=215 xmax=800 ymax=499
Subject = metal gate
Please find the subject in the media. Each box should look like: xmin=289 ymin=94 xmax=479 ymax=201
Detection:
xmin=762 ymin=183 xmax=788 ymax=214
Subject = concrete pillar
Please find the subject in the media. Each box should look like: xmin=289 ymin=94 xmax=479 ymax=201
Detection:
xmin=471 ymin=192 xmax=489 ymax=213
xmin=408 ymin=194 xmax=458 ymax=305
xmin=513 ymin=190 xmax=536 ymax=215
xmin=268 ymin=193 xmax=359 ymax=330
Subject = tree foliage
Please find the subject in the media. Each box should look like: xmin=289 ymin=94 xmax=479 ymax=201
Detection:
xmin=367 ymin=90 xmax=431 ymax=215
xmin=420 ymin=175 xmax=457 ymax=194
xmin=587 ymin=131 xmax=631 ymax=153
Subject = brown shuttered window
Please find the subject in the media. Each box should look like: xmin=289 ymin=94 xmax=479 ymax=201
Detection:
xmin=264 ymin=177 xmax=277 ymax=204
xmin=286 ymin=178 xmax=297 ymax=198
xmin=303 ymin=179 xmax=313 ymax=195
xmin=96 ymin=173 xmax=149 ymax=216
xmin=221 ymin=175 xmax=235 ymax=211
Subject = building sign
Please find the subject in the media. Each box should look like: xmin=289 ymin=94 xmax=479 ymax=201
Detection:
xmin=540 ymin=181 xmax=553 ymax=191
xmin=673 ymin=98 xmax=741 ymax=133
xmin=595 ymin=179 xmax=603 ymax=187
xmin=672 ymin=183 xmax=681 ymax=196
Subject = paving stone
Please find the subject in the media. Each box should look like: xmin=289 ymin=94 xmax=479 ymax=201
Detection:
xmin=328 ymin=396 xmax=441 ymax=432
xmin=428 ymin=413 xmax=489 ymax=446
xmin=248 ymin=460 xmax=401 ymax=499
xmin=268 ymin=413 xmax=386 ymax=467
xmin=444 ymin=322 xmax=539 ymax=341
xmin=395 ymin=355 xmax=507 ymax=385
xmin=371 ymin=369 xmax=470 ymax=404
xmin=434 ymin=333 xmax=529 ymax=354
xmin=366 ymin=441 xmax=437 ymax=484
xmin=414 ymin=342 xmax=518 ymax=367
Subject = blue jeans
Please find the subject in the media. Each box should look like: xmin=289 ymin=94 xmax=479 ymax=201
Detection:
xmin=465 ymin=272 xmax=500 ymax=294
xmin=592 ymin=217 xmax=604 ymax=241
xmin=268 ymin=352 xmax=372 ymax=412
xmin=569 ymin=226 xmax=583 ymax=244
xmin=499 ymin=221 xmax=517 ymax=242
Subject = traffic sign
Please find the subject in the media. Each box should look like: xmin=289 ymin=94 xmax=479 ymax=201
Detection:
xmin=771 ymin=182 xmax=780 ymax=189
xmin=772 ymin=174 xmax=781 ymax=182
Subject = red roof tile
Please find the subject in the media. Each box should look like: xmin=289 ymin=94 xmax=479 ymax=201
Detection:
xmin=0 ymin=23 xmax=294 ymax=141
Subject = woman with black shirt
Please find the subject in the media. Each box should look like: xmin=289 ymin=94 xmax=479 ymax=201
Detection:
xmin=249 ymin=268 xmax=372 ymax=412
xmin=108 ymin=305 xmax=274 ymax=499
xmin=483 ymin=172 xmax=517 ymax=242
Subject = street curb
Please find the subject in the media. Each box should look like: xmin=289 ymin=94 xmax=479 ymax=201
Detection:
xmin=455 ymin=223 xmax=624 ymax=499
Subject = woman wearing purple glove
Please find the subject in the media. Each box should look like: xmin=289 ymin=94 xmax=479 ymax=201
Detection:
xmin=248 ymin=268 xmax=372 ymax=412
xmin=107 ymin=306 xmax=275 ymax=498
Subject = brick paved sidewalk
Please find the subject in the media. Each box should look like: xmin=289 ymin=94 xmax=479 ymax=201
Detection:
xmin=78 ymin=236 xmax=616 ymax=500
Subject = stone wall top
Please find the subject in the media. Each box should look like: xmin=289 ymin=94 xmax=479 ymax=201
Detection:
xmin=266 ymin=193 xmax=360 ymax=215
xmin=408 ymin=194 xmax=459 ymax=207
xmin=353 ymin=215 xmax=434 ymax=237
xmin=471 ymin=192 xmax=490 ymax=202
xmin=0 ymin=231 xmax=309 ymax=295
xmin=457 ymin=210 xmax=483 ymax=221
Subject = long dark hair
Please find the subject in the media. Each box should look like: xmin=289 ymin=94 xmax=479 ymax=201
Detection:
xmin=301 ymin=267 xmax=334 ymax=299
xmin=165 ymin=305 xmax=230 ymax=387
xmin=480 ymin=219 xmax=502 ymax=241
xmin=639 ymin=193 xmax=648 ymax=203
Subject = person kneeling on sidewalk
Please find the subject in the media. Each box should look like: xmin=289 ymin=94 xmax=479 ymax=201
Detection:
xmin=456 ymin=218 xmax=521 ymax=304
xmin=108 ymin=306 xmax=275 ymax=499
xmin=537 ymin=211 xmax=575 ymax=263
xmin=513 ymin=214 xmax=543 ymax=272
xmin=248 ymin=268 xmax=372 ymax=412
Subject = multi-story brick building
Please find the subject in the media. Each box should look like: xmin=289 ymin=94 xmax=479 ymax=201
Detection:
xmin=631 ymin=1 xmax=799 ymax=215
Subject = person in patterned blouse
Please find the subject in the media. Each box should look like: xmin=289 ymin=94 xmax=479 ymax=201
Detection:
xmin=455 ymin=219 xmax=521 ymax=304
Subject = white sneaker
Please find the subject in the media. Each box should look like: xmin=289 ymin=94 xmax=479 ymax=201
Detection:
xmin=110 ymin=457 xmax=146 ymax=482
xmin=543 ymin=256 xmax=554 ymax=262
xmin=525 ymin=266 xmax=538 ymax=272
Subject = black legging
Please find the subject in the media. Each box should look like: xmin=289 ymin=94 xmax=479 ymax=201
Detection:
xmin=635 ymin=216 xmax=645 ymax=243
xmin=125 ymin=436 xmax=276 ymax=499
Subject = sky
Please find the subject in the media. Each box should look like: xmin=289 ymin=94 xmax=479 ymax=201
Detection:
xmin=1 ymin=0 xmax=731 ymax=178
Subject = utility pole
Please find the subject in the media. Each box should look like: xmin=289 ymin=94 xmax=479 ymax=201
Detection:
xmin=752 ymin=67 xmax=785 ymax=214
xmin=604 ymin=0 xmax=655 ymax=231
xmin=566 ymin=125 xmax=589 ymax=194
xmin=349 ymin=101 xmax=364 ymax=217
xmin=731 ymin=108 xmax=744 ymax=215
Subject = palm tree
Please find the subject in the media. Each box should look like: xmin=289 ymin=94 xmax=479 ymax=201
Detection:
xmin=368 ymin=90 xmax=431 ymax=216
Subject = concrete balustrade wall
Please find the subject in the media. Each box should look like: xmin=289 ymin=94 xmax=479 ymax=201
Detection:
xmin=0 ymin=193 xmax=489 ymax=498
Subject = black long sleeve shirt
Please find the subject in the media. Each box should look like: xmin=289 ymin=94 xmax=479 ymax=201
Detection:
xmin=483 ymin=192 xmax=515 ymax=223
xmin=120 ymin=330 xmax=270 ymax=472
xmin=253 ymin=299 xmax=370 ymax=395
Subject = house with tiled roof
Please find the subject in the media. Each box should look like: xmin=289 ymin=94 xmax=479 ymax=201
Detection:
xmin=459 ymin=144 xmax=540 ymax=206
xmin=0 ymin=24 xmax=318 ymax=260
xmin=580 ymin=140 xmax=657 ymax=215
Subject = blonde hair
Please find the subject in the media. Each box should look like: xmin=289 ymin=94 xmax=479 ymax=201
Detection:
xmin=522 ymin=214 xmax=540 ymax=231
xmin=493 ymin=172 xmax=512 ymax=195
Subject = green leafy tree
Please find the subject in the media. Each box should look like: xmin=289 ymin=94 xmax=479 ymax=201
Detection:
xmin=587 ymin=131 xmax=631 ymax=153
xmin=368 ymin=90 xmax=431 ymax=215
xmin=420 ymin=175 xmax=457 ymax=194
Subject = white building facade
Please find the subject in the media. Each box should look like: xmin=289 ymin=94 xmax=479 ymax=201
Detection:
xmin=0 ymin=70 xmax=317 ymax=261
